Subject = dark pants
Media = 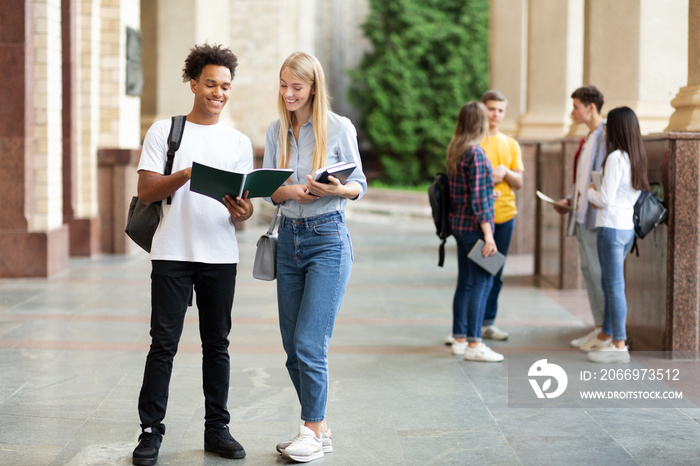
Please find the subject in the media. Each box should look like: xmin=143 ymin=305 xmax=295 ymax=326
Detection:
xmin=137 ymin=260 xmax=237 ymax=434
xmin=483 ymin=218 xmax=515 ymax=326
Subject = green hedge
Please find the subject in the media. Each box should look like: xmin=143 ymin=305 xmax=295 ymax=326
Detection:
xmin=349 ymin=0 xmax=489 ymax=186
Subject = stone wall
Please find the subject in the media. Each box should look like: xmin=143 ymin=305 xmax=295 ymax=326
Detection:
xmin=533 ymin=132 xmax=700 ymax=354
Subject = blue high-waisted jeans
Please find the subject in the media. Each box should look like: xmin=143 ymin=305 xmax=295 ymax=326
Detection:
xmin=277 ymin=211 xmax=353 ymax=422
xmin=452 ymin=230 xmax=494 ymax=342
xmin=597 ymin=227 xmax=635 ymax=341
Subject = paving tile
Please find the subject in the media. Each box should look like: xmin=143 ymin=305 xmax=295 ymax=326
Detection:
xmin=0 ymin=213 xmax=699 ymax=465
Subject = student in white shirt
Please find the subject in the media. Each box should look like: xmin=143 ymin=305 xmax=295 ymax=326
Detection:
xmin=555 ymin=86 xmax=607 ymax=350
xmin=585 ymin=106 xmax=649 ymax=364
xmin=133 ymin=43 xmax=253 ymax=465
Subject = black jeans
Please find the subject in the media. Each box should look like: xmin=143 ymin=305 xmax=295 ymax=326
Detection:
xmin=138 ymin=260 xmax=237 ymax=433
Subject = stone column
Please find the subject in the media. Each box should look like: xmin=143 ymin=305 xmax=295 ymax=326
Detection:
xmin=149 ymin=0 xmax=231 ymax=126
xmin=63 ymin=0 xmax=101 ymax=256
xmin=489 ymin=0 xmax=528 ymax=135
xmin=0 ymin=0 xmax=69 ymax=277
xmin=666 ymin=0 xmax=700 ymax=131
xmin=229 ymin=0 xmax=311 ymax=148
xmin=584 ymin=0 xmax=687 ymax=135
xmin=69 ymin=0 xmax=103 ymax=255
xmin=99 ymin=0 xmax=141 ymax=150
xmin=625 ymin=134 xmax=700 ymax=355
xmin=312 ymin=0 xmax=371 ymax=126
xmin=229 ymin=0 xmax=292 ymax=149
xmin=517 ymin=0 xmax=584 ymax=139
xmin=94 ymin=0 xmax=143 ymax=253
xmin=489 ymin=0 xmax=532 ymax=255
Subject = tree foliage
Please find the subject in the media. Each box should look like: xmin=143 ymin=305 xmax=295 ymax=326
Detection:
xmin=349 ymin=0 xmax=489 ymax=185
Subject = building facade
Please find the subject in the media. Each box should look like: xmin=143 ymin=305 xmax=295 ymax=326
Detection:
xmin=0 ymin=0 xmax=697 ymax=277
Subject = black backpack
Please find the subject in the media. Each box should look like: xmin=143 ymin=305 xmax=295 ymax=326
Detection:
xmin=630 ymin=182 xmax=667 ymax=256
xmin=428 ymin=173 xmax=452 ymax=267
xmin=125 ymin=115 xmax=186 ymax=252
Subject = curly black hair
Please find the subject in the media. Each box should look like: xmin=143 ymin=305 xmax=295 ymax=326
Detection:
xmin=182 ymin=43 xmax=238 ymax=82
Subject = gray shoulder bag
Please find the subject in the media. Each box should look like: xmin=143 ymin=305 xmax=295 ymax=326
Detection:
xmin=253 ymin=205 xmax=281 ymax=280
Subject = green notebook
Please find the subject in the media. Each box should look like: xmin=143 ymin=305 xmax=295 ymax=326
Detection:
xmin=189 ymin=162 xmax=292 ymax=203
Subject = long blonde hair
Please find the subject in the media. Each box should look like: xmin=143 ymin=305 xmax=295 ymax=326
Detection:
xmin=445 ymin=102 xmax=488 ymax=176
xmin=277 ymin=52 xmax=330 ymax=172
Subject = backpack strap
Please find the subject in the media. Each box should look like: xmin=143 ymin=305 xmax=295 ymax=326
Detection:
xmin=165 ymin=115 xmax=187 ymax=205
xmin=630 ymin=236 xmax=640 ymax=257
xmin=438 ymin=238 xmax=446 ymax=267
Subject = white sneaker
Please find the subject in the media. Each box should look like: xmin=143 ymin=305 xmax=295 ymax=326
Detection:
xmin=570 ymin=328 xmax=601 ymax=349
xmin=445 ymin=335 xmax=455 ymax=346
xmin=281 ymin=426 xmax=324 ymax=462
xmin=464 ymin=342 xmax=504 ymax=362
xmin=451 ymin=340 xmax=468 ymax=355
xmin=277 ymin=428 xmax=332 ymax=454
xmin=588 ymin=342 xmax=630 ymax=364
xmin=580 ymin=334 xmax=612 ymax=351
xmin=482 ymin=325 xmax=509 ymax=340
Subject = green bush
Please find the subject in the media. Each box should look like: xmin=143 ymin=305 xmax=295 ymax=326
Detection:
xmin=349 ymin=0 xmax=489 ymax=186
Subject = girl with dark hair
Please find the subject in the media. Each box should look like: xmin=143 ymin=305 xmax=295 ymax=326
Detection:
xmin=586 ymin=106 xmax=649 ymax=363
xmin=446 ymin=102 xmax=503 ymax=362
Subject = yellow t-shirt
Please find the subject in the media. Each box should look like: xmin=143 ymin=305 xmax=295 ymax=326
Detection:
xmin=479 ymin=132 xmax=524 ymax=224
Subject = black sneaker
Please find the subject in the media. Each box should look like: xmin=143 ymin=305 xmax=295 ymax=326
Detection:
xmin=204 ymin=426 xmax=246 ymax=459
xmin=133 ymin=432 xmax=162 ymax=466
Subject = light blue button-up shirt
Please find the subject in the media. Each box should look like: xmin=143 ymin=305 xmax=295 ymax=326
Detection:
xmin=263 ymin=111 xmax=367 ymax=219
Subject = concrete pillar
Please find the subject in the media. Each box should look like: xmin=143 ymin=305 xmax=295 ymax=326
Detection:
xmin=489 ymin=0 xmax=528 ymax=136
xmin=312 ymin=0 xmax=371 ymax=126
xmin=34 ymin=0 xmax=65 ymax=232
xmin=0 ymin=0 xmax=69 ymax=277
xmin=99 ymin=0 xmax=141 ymax=149
xmin=517 ymin=0 xmax=584 ymax=139
xmin=63 ymin=0 xmax=101 ymax=256
xmin=667 ymin=0 xmax=700 ymax=131
xmin=229 ymin=0 xmax=317 ymax=148
xmin=584 ymin=0 xmax=687 ymax=135
xmin=149 ymin=0 xmax=231 ymax=127
xmin=68 ymin=0 xmax=103 ymax=255
xmin=229 ymin=0 xmax=298 ymax=149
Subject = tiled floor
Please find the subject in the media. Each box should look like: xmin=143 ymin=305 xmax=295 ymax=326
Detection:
xmin=1 ymin=210 xmax=699 ymax=465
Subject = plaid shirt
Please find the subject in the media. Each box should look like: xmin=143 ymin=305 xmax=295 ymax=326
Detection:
xmin=448 ymin=145 xmax=495 ymax=235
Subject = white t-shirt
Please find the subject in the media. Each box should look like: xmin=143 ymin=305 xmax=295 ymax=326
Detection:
xmin=138 ymin=118 xmax=254 ymax=263
xmin=587 ymin=150 xmax=641 ymax=230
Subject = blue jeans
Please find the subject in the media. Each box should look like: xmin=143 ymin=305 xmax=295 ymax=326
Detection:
xmin=452 ymin=230 xmax=494 ymax=342
xmin=597 ymin=227 xmax=635 ymax=341
xmin=277 ymin=211 xmax=353 ymax=422
xmin=483 ymin=218 xmax=514 ymax=326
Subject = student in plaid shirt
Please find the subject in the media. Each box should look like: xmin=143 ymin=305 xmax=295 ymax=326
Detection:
xmin=446 ymin=102 xmax=504 ymax=362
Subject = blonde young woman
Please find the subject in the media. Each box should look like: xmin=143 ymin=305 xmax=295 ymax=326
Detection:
xmin=262 ymin=52 xmax=367 ymax=463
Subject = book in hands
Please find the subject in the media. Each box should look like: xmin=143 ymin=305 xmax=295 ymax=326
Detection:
xmin=189 ymin=162 xmax=292 ymax=204
xmin=536 ymin=190 xmax=575 ymax=211
xmin=467 ymin=239 xmax=506 ymax=276
xmin=313 ymin=162 xmax=357 ymax=184
xmin=591 ymin=171 xmax=602 ymax=190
